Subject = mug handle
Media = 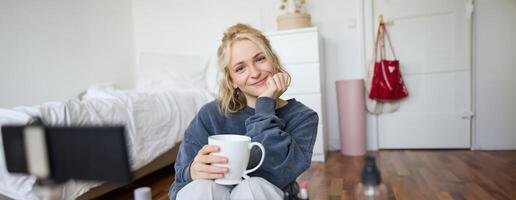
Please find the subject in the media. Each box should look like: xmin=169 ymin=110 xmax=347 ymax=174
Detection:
xmin=242 ymin=142 xmax=265 ymax=180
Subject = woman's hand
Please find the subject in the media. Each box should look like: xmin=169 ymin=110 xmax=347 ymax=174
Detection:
xmin=190 ymin=145 xmax=229 ymax=180
xmin=259 ymin=73 xmax=291 ymax=99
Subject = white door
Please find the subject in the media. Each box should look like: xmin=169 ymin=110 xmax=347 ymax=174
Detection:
xmin=373 ymin=0 xmax=473 ymax=148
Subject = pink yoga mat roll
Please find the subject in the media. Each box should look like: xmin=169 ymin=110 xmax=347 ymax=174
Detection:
xmin=336 ymin=80 xmax=366 ymax=156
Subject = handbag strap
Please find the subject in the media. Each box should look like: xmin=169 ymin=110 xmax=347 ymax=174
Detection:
xmin=372 ymin=24 xmax=383 ymax=62
xmin=372 ymin=23 xmax=395 ymax=90
xmin=380 ymin=23 xmax=398 ymax=60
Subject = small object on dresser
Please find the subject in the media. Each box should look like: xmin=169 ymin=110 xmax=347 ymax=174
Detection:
xmin=277 ymin=0 xmax=311 ymax=30
xmin=134 ymin=187 xmax=152 ymax=200
xmin=277 ymin=13 xmax=312 ymax=30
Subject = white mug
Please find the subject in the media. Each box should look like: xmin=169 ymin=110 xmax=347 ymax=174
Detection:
xmin=208 ymin=134 xmax=265 ymax=185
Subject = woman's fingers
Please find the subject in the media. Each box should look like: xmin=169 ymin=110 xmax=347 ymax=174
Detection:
xmin=196 ymin=154 xmax=228 ymax=164
xmin=199 ymin=164 xmax=229 ymax=174
xmin=274 ymin=73 xmax=289 ymax=92
xmin=191 ymin=144 xmax=230 ymax=180
xmin=259 ymin=73 xmax=291 ymax=99
xmin=278 ymin=73 xmax=288 ymax=91
xmin=283 ymin=73 xmax=290 ymax=87
xmin=286 ymin=74 xmax=291 ymax=87
xmin=267 ymin=75 xmax=277 ymax=89
xmin=191 ymin=157 xmax=228 ymax=180
xmin=277 ymin=73 xmax=284 ymax=89
xmin=196 ymin=172 xmax=224 ymax=179
xmin=259 ymin=73 xmax=290 ymax=99
xmin=272 ymin=75 xmax=283 ymax=91
xmin=198 ymin=145 xmax=219 ymax=155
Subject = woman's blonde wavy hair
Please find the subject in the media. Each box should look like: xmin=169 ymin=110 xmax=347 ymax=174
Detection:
xmin=217 ymin=23 xmax=290 ymax=115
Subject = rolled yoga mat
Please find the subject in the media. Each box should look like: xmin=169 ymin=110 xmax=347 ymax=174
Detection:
xmin=335 ymin=79 xmax=366 ymax=156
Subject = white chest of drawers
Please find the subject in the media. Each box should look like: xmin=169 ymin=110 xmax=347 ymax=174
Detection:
xmin=266 ymin=27 xmax=327 ymax=162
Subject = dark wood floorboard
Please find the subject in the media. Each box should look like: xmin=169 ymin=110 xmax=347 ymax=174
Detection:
xmin=101 ymin=150 xmax=516 ymax=200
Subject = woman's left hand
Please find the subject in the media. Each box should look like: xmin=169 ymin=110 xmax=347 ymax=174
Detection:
xmin=259 ymin=73 xmax=290 ymax=99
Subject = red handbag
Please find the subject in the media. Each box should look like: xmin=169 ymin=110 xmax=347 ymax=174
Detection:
xmin=369 ymin=23 xmax=409 ymax=101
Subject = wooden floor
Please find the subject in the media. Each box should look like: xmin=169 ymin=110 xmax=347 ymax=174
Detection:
xmin=99 ymin=166 xmax=174 ymax=200
xmin=101 ymin=150 xmax=516 ymax=200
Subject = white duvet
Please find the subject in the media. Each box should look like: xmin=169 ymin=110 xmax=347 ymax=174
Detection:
xmin=0 ymin=87 xmax=213 ymax=200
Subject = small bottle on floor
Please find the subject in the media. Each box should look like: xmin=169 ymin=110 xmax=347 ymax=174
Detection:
xmin=354 ymin=155 xmax=388 ymax=200
xmin=297 ymin=180 xmax=308 ymax=200
xmin=134 ymin=187 xmax=152 ymax=200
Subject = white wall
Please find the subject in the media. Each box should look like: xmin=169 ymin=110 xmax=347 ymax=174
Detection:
xmin=133 ymin=0 xmax=264 ymax=56
xmin=133 ymin=0 xmax=516 ymax=151
xmin=474 ymin=0 xmax=516 ymax=149
xmin=2 ymin=0 xmax=513 ymax=150
xmin=0 ymin=0 xmax=135 ymax=108
xmin=132 ymin=0 xmax=361 ymax=150
xmin=310 ymin=1 xmax=362 ymax=150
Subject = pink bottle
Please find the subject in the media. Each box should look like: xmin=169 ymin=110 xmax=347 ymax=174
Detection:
xmin=297 ymin=180 xmax=309 ymax=200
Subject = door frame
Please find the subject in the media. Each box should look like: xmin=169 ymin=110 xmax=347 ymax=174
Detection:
xmin=358 ymin=0 xmax=476 ymax=150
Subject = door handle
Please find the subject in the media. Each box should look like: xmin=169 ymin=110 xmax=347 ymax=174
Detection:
xmin=461 ymin=111 xmax=475 ymax=119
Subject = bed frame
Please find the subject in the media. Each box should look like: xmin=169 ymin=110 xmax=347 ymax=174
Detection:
xmin=76 ymin=144 xmax=180 ymax=199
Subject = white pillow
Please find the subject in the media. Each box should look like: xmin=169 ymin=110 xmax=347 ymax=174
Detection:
xmin=136 ymin=52 xmax=209 ymax=92
xmin=205 ymin=54 xmax=221 ymax=96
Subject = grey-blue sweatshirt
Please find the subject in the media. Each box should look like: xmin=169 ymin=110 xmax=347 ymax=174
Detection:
xmin=169 ymin=97 xmax=319 ymax=199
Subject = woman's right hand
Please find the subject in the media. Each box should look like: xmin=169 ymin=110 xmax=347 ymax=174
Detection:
xmin=259 ymin=73 xmax=290 ymax=100
xmin=190 ymin=144 xmax=229 ymax=180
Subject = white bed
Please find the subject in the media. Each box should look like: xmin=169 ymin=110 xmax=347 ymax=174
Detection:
xmin=0 ymin=52 xmax=220 ymax=199
xmin=0 ymin=86 xmax=213 ymax=199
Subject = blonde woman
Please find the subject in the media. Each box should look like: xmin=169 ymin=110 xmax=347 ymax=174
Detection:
xmin=169 ymin=23 xmax=319 ymax=200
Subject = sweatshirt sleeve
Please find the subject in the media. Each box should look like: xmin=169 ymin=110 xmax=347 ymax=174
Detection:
xmin=169 ymin=107 xmax=210 ymax=200
xmin=245 ymin=97 xmax=319 ymax=189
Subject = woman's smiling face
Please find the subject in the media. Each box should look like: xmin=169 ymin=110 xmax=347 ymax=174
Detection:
xmin=228 ymin=39 xmax=276 ymax=99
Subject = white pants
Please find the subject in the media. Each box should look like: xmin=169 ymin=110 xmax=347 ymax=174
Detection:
xmin=176 ymin=177 xmax=284 ymax=200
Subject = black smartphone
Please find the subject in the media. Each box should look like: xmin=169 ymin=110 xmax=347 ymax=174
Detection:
xmin=1 ymin=125 xmax=132 ymax=183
